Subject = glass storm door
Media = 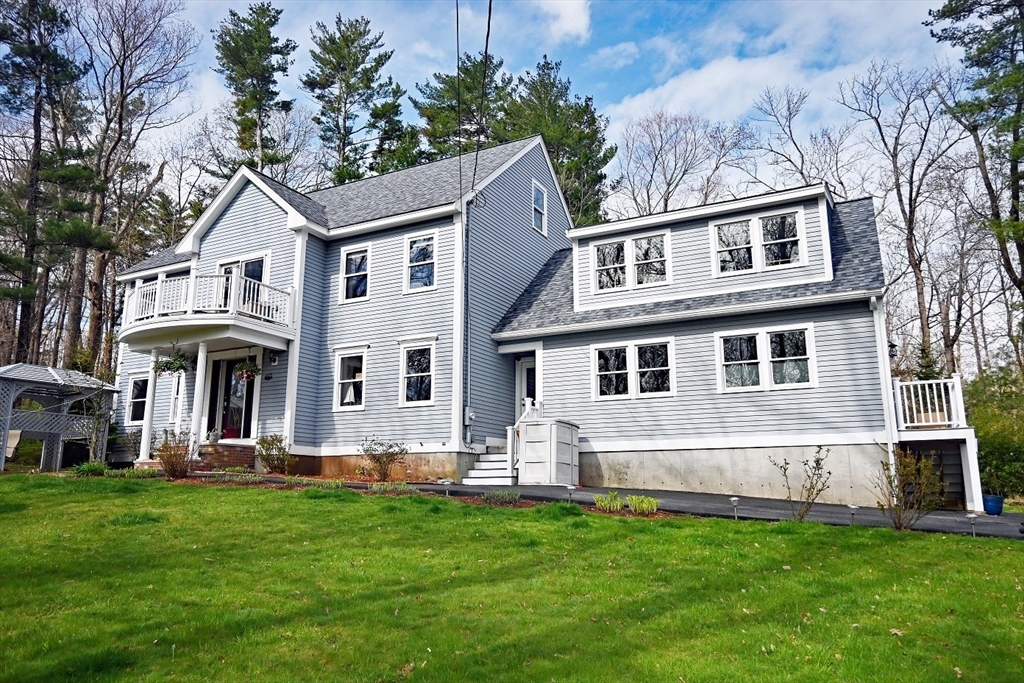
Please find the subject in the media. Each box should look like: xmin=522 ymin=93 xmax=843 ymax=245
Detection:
xmin=516 ymin=357 xmax=537 ymax=420
xmin=207 ymin=357 xmax=256 ymax=440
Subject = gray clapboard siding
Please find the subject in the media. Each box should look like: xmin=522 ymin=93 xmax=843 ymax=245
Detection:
xmin=465 ymin=144 xmax=573 ymax=441
xmin=315 ymin=217 xmax=456 ymax=447
xmin=195 ymin=181 xmax=294 ymax=291
xmin=541 ymin=301 xmax=885 ymax=444
xmin=577 ymin=200 xmax=826 ymax=309
xmin=257 ymin=348 xmax=287 ymax=436
xmin=294 ymin=235 xmax=327 ymax=446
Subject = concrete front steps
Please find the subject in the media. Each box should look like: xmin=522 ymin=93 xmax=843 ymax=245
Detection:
xmin=463 ymin=448 xmax=517 ymax=486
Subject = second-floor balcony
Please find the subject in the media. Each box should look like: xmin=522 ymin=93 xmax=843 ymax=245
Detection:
xmin=120 ymin=274 xmax=294 ymax=349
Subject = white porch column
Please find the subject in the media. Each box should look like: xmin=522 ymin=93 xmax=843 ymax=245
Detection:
xmin=138 ymin=349 xmax=159 ymax=460
xmin=190 ymin=342 xmax=209 ymax=445
xmin=961 ymin=435 xmax=984 ymax=512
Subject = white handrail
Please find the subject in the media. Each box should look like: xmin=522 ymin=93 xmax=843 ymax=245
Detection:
xmin=892 ymin=376 xmax=965 ymax=429
xmin=123 ymin=273 xmax=290 ymax=328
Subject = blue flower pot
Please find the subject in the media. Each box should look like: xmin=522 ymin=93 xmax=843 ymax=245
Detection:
xmin=982 ymin=494 xmax=1004 ymax=516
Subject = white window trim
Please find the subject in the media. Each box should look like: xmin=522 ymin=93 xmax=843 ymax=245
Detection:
xmin=590 ymin=230 xmax=673 ymax=295
xmin=590 ymin=337 xmax=676 ymax=401
xmin=126 ymin=374 xmax=149 ymax=426
xmin=403 ymin=229 xmax=439 ymax=295
xmin=339 ymin=243 xmax=371 ymax=304
xmin=709 ymin=207 xmax=807 ymax=278
xmin=332 ymin=344 xmax=369 ymax=413
xmin=216 ymin=249 xmax=272 ymax=280
xmin=399 ymin=339 xmax=436 ymax=407
xmin=713 ymin=323 xmax=818 ymax=394
xmin=531 ymin=179 xmax=548 ymax=236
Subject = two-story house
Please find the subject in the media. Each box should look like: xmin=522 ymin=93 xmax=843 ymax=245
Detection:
xmin=113 ymin=136 xmax=984 ymax=510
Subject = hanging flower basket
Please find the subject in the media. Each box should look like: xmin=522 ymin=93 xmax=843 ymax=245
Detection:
xmin=234 ymin=359 xmax=261 ymax=383
xmin=153 ymin=350 xmax=194 ymax=376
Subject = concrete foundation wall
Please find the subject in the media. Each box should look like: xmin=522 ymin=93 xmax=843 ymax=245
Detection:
xmin=293 ymin=451 xmax=477 ymax=481
xmin=580 ymin=444 xmax=888 ymax=506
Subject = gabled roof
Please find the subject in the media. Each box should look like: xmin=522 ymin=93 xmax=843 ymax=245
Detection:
xmin=120 ymin=246 xmax=191 ymax=278
xmin=247 ymin=167 xmax=329 ymax=227
xmin=492 ymin=197 xmax=884 ymax=340
xmin=0 ymin=363 xmax=116 ymax=392
xmin=308 ymin=136 xmax=538 ymax=229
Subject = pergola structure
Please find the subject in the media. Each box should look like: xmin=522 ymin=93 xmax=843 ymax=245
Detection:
xmin=0 ymin=364 xmax=116 ymax=472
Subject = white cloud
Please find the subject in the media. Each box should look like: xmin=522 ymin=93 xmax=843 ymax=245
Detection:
xmin=532 ymin=0 xmax=591 ymax=45
xmin=585 ymin=41 xmax=639 ymax=70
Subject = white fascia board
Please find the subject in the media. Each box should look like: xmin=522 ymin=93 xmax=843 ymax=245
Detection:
xmin=174 ymin=167 xmax=327 ymax=256
xmin=325 ymin=203 xmax=460 ymax=240
xmin=491 ymin=288 xmax=882 ymax=342
xmin=115 ymin=262 xmax=191 ymax=283
xmin=567 ymin=184 xmax=830 ymax=240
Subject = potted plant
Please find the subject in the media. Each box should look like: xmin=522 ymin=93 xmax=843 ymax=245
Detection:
xmin=233 ymin=359 xmax=261 ymax=383
xmin=981 ymin=464 xmax=1006 ymax=516
xmin=152 ymin=347 xmax=194 ymax=376
xmin=207 ymin=429 xmax=221 ymax=444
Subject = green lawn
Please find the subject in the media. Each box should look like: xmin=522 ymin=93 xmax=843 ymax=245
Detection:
xmin=0 ymin=476 xmax=1021 ymax=683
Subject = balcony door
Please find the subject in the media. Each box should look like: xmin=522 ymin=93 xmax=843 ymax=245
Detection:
xmin=219 ymin=256 xmax=265 ymax=309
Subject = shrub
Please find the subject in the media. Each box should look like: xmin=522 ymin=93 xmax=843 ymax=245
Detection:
xmin=965 ymin=367 xmax=1024 ymax=497
xmin=118 ymin=428 xmax=142 ymax=461
xmin=255 ymin=434 xmax=295 ymax=475
xmin=871 ymin=447 xmax=945 ymax=531
xmin=359 ymin=437 xmax=410 ymax=482
xmin=103 ymin=467 xmax=160 ymax=479
xmin=71 ymin=461 xmax=108 ymax=477
xmin=369 ymin=481 xmax=412 ymax=495
xmin=285 ymin=476 xmax=346 ymax=490
xmin=215 ymin=472 xmax=264 ymax=485
xmin=482 ymin=490 xmax=521 ymax=506
xmin=217 ymin=466 xmax=255 ymax=474
xmin=594 ymin=490 xmax=624 ymax=513
xmin=768 ymin=446 xmax=832 ymax=521
xmin=626 ymin=494 xmax=659 ymax=516
xmin=155 ymin=430 xmax=197 ymax=480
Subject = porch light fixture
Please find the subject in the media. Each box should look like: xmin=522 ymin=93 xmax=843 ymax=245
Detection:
xmin=729 ymin=496 xmax=739 ymax=520
xmin=848 ymin=504 xmax=859 ymax=525
xmin=888 ymin=342 xmax=898 ymax=359
xmin=965 ymin=513 xmax=977 ymax=538
xmin=566 ymin=485 xmax=576 ymax=504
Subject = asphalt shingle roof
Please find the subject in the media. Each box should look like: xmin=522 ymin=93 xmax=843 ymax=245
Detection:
xmin=119 ymin=246 xmax=191 ymax=277
xmin=308 ymin=137 xmax=537 ymax=229
xmin=492 ymin=197 xmax=884 ymax=338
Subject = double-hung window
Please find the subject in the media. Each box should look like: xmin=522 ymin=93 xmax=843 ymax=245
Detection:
xmin=712 ymin=209 xmax=804 ymax=276
xmin=593 ymin=339 xmax=674 ymax=400
xmin=341 ymin=246 xmax=369 ymax=302
xmin=532 ymin=180 xmax=547 ymax=234
xmin=333 ymin=347 xmax=367 ymax=411
xmin=127 ymin=377 xmax=148 ymax=424
xmin=593 ymin=232 xmax=670 ymax=292
xmin=400 ymin=339 xmax=435 ymax=406
xmin=168 ymin=373 xmax=184 ymax=423
xmin=405 ymin=232 xmax=436 ymax=292
xmin=716 ymin=325 xmax=816 ymax=392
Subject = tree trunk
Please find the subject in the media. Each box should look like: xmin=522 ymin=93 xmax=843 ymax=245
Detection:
xmin=15 ymin=56 xmax=44 ymax=363
xmin=63 ymin=246 xmax=88 ymax=359
xmin=85 ymin=250 xmax=110 ymax=364
xmin=905 ymin=226 xmax=931 ymax=352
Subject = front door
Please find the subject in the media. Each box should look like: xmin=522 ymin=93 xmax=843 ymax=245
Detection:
xmin=206 ymin=356 xmax=257 ymax=440
xmin=515 ymin=357 xmax=537 ymax=420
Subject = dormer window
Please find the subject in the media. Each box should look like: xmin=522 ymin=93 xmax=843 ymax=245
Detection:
xmin=593 ymin=232 xmax=670 ymax=292
xmin=532 ymin=180 xmax=547 ymax=234
xmin=712 ymin=209 xmax=804 ymax=276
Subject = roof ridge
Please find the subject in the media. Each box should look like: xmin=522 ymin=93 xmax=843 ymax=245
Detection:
xmin=308 ymin=135 xmax=540 ymax=196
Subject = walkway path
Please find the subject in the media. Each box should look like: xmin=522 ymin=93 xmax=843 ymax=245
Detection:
xmin=409 ymin=482 xmax=1024 ymax=540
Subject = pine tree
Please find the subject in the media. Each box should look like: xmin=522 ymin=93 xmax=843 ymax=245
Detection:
xmin=367 ymin=90 xmax=424 ymax=174
xmin=301 ymin=15 xmax=408 ymax=184
xmin=411 ymin=51 xmax=514 ymax=159
xmin=212 ymin=2 xmax=297 ymax=173
xmin=0 ymin=0 xmax=84 ymax=362
xmin=497 ymin=57 xmax=616 ymax=226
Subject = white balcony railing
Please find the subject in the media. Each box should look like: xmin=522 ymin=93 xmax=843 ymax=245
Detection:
xmin=892 ymin=375 xmax=967 ymax=430
xmin=124 ymin=274 xmax=292 ymax=328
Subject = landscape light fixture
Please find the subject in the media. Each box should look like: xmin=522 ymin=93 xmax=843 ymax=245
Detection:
xmin=966 ymin=513 xmax=978 ymax=538
xmin=566 ymin=485 xmax=576 ymax=504
xmin=729 ymin=497 xmax=739 ymax=520
xmin=848 ymin=504 xmax=859 ymax=525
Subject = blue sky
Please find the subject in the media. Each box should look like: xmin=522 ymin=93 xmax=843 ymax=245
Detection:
xmin=179 ymin=0 xmax=959 ymax=143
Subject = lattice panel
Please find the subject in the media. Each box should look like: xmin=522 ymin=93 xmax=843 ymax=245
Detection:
xmin=9 ymin=409 xmax=94 ymax=439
